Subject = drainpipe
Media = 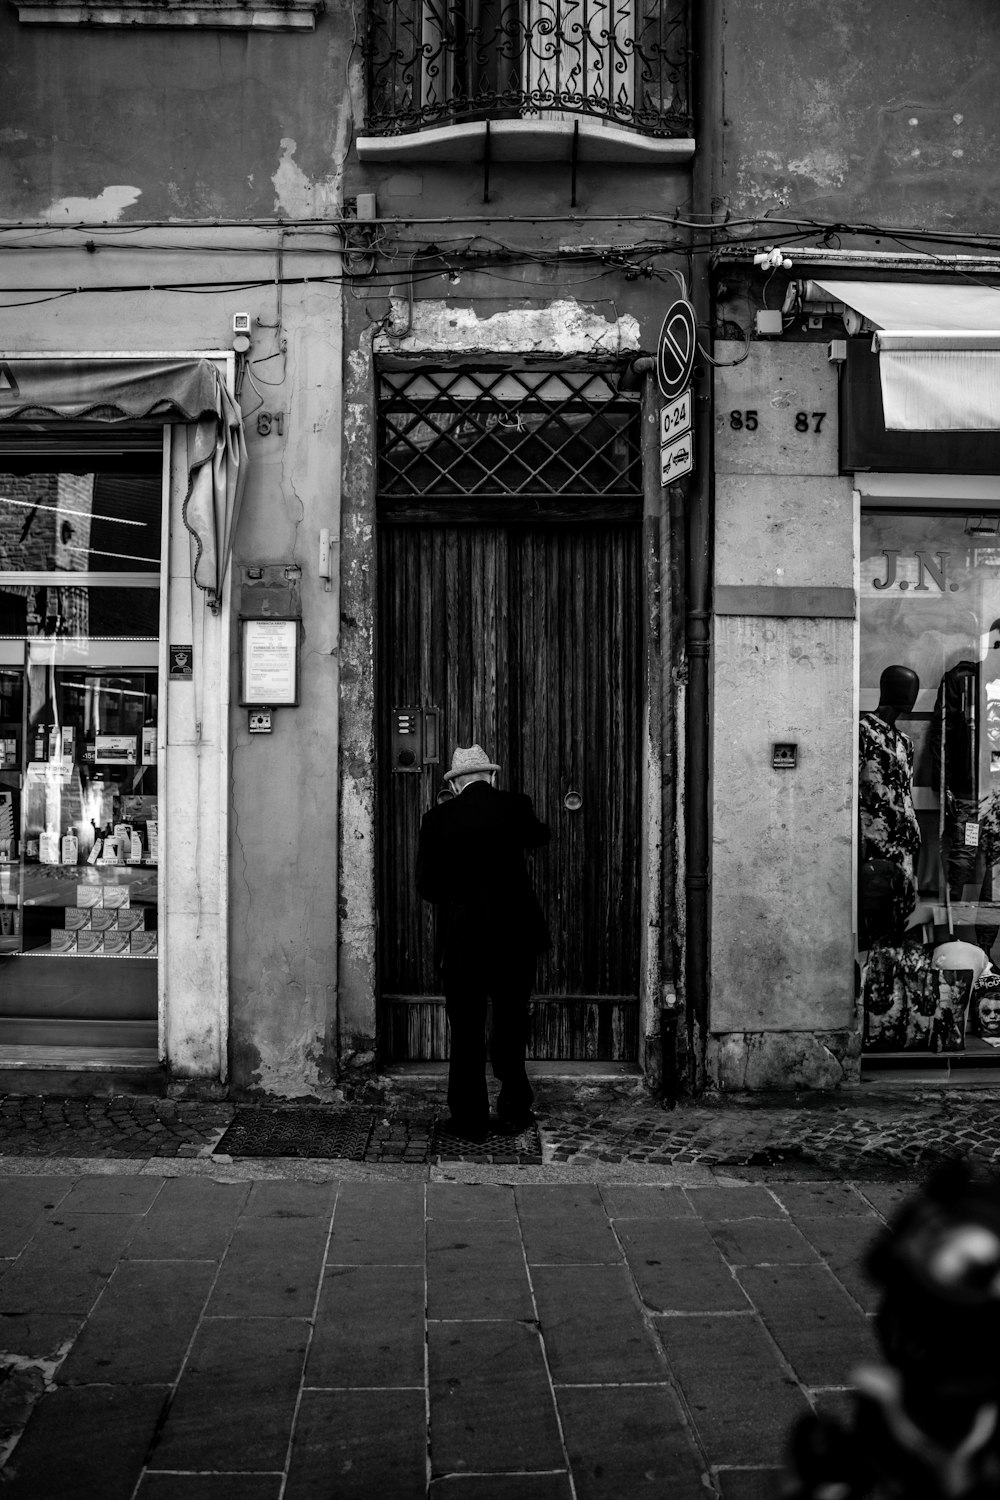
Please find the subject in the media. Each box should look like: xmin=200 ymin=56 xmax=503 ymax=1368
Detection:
xmin=684 ymin=0 xmax=721 ymax=1091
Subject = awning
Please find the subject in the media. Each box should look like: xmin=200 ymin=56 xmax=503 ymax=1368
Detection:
xmin=0 ymin=356 xmax=247 ymax=610
xmin=811 ymin=279 xmax=1000 ymax=432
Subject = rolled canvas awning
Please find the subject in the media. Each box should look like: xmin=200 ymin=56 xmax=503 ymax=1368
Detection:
xmin=812 ymin=279 xmax=1000 ymax=432
xmin=0 ymin=356 xmax=247 ymax=610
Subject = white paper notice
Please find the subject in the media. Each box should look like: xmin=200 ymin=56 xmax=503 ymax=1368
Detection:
xmin=244 ymin=619 xmax=297 ymax=705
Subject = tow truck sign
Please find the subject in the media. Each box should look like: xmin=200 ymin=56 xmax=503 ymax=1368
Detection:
xmin=660 ymin=429 xmax=694 ymax=484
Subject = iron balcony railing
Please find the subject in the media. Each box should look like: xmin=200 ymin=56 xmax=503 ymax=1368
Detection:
xmin=364 ymin=0 xmax=691 ymax=138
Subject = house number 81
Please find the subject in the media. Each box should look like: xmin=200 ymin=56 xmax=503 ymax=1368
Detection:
xmin=256 ymin=411 xmax=285 ymax=436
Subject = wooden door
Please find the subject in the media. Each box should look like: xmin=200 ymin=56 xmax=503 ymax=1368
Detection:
xmin=377 ymin=519 xmax=642 ymax=1060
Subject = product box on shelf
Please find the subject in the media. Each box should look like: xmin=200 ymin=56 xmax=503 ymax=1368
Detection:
xmin=90 ymin=908 xmax=116 ymax=933
xmin=76 ymin=932 xmax=103 ymax=956
xmin=102 ymin=931 xmax=129 ymax=956
xmin=130 ymin=932 xmax=157 ymax=957
xmin=103 ymin=888 xmax=130 ymax=910
xmin=50 ymin=930 xmax=77 ymax=954
xmin=65 ymin=908 xmax=91 ymax=931
xmin=116 ymin=908 xmax=145 ymax=933
xmin=76 ymin=886 xmax=102 ymax=908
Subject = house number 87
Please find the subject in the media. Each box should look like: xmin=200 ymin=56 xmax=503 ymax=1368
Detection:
xmin=729 ymin=410 xmax=827 ymax=433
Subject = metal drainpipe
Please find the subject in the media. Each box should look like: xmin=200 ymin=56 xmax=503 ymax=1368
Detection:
xmin=684 ymin=0 xmax=721 ymax=1091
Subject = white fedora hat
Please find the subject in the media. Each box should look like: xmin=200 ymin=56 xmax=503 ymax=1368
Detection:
xmin=443 ymin=743 xmax=500 ymax=781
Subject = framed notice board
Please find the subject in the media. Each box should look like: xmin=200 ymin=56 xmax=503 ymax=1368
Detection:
xmin=239 ymin=617 xmax=300 ymax=706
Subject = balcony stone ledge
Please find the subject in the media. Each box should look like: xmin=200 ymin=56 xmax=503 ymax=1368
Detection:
xmin=356 ymin=116 xmax=696 ymax=166
xmin=14 ymin=0 xmax=323 ymax=28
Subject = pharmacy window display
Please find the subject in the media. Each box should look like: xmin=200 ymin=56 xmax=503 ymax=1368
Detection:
xmin=859 ymin=508 xmax=1000 ymax=1055
xmin=0 ymin=457 xmax=161 ymax=1049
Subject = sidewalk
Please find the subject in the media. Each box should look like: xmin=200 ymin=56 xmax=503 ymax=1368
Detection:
xmin=2 ymin=1075 xmax=995 ymax=1498
xmin=0 ymin=1168 xmax=897 ymax=1500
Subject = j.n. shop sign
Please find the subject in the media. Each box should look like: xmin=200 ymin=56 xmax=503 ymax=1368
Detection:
xmin=866 ymin=549 xmax=959 ymax=595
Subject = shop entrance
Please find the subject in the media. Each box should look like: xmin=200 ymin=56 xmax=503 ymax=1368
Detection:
xmin=375 ymin=368 xmax=643 ymax=1062
xmin=0 ymin=448 xmax=162 ymax=1055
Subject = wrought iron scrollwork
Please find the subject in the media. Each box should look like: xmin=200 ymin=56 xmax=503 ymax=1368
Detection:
xmin=364 ymin=0 xmax=691 ymax=137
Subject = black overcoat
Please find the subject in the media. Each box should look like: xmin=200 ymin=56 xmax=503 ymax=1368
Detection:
xmin=416 ymin=781 xmax=551 ymax=967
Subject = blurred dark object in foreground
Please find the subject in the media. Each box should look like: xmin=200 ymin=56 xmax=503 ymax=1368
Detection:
xmin=784 ymin=1161 xmax=1000 ymax=1500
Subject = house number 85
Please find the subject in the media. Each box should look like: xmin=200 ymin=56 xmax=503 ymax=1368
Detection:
xmin=730 ymin=410 xmax=827 ymax=433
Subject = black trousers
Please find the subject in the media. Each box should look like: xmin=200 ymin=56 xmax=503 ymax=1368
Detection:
xmin=442 ymin=949 xmax=536 ymax=1128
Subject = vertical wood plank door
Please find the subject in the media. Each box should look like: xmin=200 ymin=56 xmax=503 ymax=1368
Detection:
xmin=377 ymin=519 xmax=642 ymax=1061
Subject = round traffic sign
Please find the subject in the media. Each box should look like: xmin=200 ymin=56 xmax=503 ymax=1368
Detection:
xmin=656 ymin=299 xmax=698 ymax=400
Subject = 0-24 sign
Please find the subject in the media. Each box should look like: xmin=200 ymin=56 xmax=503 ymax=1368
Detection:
xmin=660 ymin=390 xmax=692 ymax=443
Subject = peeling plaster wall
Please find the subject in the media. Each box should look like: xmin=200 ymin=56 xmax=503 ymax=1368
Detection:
xmin=227 ymin=280 xmax=343 ymax=1098
xmin=377 ymin=298 xmax=642 ymax=360
xmin=336 ymin=332 xmax=377 ymax=1072
xmin=0 ymin=4 xmax=353 ymax=219
xmin=719 ymin=0 xmax=1000 ymax=230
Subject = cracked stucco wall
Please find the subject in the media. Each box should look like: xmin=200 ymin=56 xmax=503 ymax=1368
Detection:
xmin=227 ymin=281 xmax=343 ymax=1098
xmin=0 ymin=3 xmax=354 ymax=220
xmin=707 ymin=1030 xmax=862 ymax=1091
xmin=336 ymin=334 xmax=378 ymax=1072
xmin=719 ymin=0 xmax=1000 ymax=231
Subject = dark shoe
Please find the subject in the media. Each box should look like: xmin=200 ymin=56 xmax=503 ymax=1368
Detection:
xmin=495 ymin=1109 xmax=535 ymax=1134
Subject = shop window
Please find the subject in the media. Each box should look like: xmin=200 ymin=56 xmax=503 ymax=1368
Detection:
xmin=0 ymin=452 xmax=161 ymax=1049
xmin=859 ymin=507 xmax=1000 ymax=1057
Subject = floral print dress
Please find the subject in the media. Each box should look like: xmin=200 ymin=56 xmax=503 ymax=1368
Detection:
xmin=858 ymin=712 xmax=921 ymax=882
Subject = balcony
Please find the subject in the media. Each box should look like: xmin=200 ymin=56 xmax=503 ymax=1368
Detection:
xmin=357 ymin=0 xmax=693 ymax=166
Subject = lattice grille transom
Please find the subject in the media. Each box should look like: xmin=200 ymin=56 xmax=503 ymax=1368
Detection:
xmin=378 ymin=369 xmax=641 ymax=500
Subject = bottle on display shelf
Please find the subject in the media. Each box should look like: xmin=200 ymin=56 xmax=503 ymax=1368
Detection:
xmin=39 ymin=826 xmax=60 ymax=865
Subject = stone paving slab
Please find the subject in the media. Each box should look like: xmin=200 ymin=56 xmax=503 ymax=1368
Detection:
xmin=0 ymin=1173 xmax=899 ymax=1498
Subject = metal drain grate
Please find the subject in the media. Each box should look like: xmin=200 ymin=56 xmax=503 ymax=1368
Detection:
xmin=214 ymin=1107 xmax=376 ymax=1160
xmin=432 ymin=1120 xmax=543 ymax=1164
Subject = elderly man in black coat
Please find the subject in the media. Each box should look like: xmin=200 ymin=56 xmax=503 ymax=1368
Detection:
xmin=416 ymin=743 xmax=550 ymax=1140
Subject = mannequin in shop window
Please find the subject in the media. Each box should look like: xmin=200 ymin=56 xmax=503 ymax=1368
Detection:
xmin=932 ymin=620 xmax=1000 ymax=957
xmin=859 ymin=665 xmax=937 ymax=1053
xmin=859 ymin=664 xmax=921 ymax=928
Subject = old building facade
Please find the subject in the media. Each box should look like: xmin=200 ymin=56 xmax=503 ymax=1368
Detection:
xmin=1 ymin=0 xmax=999 ymax=1094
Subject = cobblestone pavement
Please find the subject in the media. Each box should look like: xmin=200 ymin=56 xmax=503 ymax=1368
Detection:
xmin=1 ymin=1074 xmax=1000 ymax=1176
